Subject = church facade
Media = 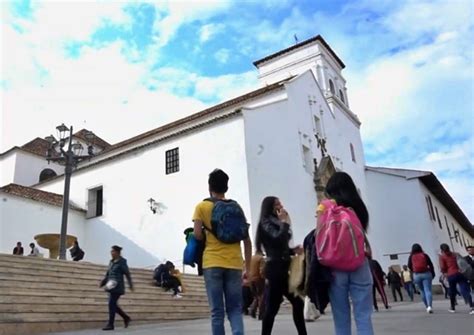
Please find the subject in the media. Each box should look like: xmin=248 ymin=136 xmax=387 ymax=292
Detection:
xmin=1 ymin=35 xmax=471 ymax=274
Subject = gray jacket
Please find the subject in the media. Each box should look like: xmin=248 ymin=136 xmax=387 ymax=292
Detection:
xmin=101 ymin=257 xmax=133 ymax=295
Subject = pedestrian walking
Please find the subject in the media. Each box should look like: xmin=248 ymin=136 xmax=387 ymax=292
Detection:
xmin=464 ymin=245 xmax=474 ymax=292
xmin=408 ymin=243 xmax=435 ymax=313
xmin=317 ymin=172 xmax=374 ymax=335
xmin=439 ymin=244 xmax=474 ymax=314
xmin=248 ymin=252 xmax=266 ymax=320
xmin=192 ymin=169 xmax=252 ymax=335
xmin=255 ymin=196 xmax=306 ymax=335
xmin=401 ymin=265 xmax=414 ymax=301
xmin=369 ymin=257 xmax=389 ymax=311
xmin=100 ymin=245 xmax=133 ymax=331
xmin=387 ymin=267 xmax=404 ymax=302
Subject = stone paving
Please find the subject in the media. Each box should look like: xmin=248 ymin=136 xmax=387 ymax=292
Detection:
xmin=48 ymin=299 xmax=473 ymax=335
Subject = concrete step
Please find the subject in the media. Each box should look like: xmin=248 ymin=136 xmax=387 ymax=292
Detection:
xmin=0 ymin=257 xmax=203 ymax=282
xmin=1 ymin=311 xmax=209 ymax=323
xmin=0 ymin=253 xmax=210 ymax=335
xmin=0 ymin=303 xmax=209 ymax=313
xmin=0 ymin=270 xmax=205 ymax=289
xmin=0 ymin=284 xmax=207 ymax=300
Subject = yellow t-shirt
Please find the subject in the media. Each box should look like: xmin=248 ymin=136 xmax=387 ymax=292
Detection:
xmin=192 ymin=200 xmax=243 ymax=270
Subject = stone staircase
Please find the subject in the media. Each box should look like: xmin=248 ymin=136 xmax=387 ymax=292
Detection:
xmin=0 ymin=254 xmax=209 ymax=335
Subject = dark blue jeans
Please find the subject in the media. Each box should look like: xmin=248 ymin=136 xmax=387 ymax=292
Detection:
xmin=203 ymin=268 xmax=244 ymax=335
xmin=447 ymin=273 xmax=473 ymax=310
xmin=108 ymin=292 xmax=129 ymax=326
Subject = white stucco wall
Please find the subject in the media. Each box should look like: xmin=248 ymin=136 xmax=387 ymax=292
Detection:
xmin=0 ymin=195 xmax=85 ymax=259
xmin=243 ymin=71 xmax=368 ymax=246
xmin=0 ymin=152 xmax=17 ymax=187
xmin=418 ymin=182 xmax=473 ymax=253
xmin=36 ymin=116 xmax=251 ymax=268
xmin=0 ymin=150 xmax=64 ymax=187
xmin=365 ymin=170 xmax=473 ymax=279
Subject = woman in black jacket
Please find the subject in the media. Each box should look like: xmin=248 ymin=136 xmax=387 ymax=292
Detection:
xmin=100 ymin=245 xmax=133 ymax=331
xmin=255 ymin=196 xmax=306 ymax=335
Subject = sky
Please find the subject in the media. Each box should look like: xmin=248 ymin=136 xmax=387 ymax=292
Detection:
xmin=1 ymin=0 xmax=473 ymax=221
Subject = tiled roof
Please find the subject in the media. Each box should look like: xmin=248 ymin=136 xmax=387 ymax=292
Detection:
xmin=366 ymin=166 xmax=474 ymax=237
xmin=74 ymin=129 xmax=111 ymax=149
xmin=20 ymin=138 xmax=51 ymax=157
xmin=0 ymin=183 xmax=85 ymax=213
xmin=253 ymin=34 xmax=345 ymax=69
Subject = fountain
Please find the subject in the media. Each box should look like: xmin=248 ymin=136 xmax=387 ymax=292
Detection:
xmin=34 ymin=233 xmax=77 ymax=259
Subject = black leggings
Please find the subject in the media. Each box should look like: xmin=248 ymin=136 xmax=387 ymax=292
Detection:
xmin=163 ymin=276 xmax=181 ymax=295
xmin=262 ymin=260 xmax=307 ymax=335
xmin=108 ymin=292 xmax=129 ymax=326
xmin=391 ymin=285 xmax=403 ymax=302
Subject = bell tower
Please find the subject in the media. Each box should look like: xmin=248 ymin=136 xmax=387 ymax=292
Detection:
xmin=253 ymin=34 xmax=352 ymax=116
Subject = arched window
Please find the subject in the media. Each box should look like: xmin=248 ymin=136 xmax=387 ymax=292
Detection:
xmin=339 ymin=89 xmax=345 ymax=103
xmin=329 ymin=79 xmax=335 ymax=95
xmin=350 ymin=143 xmax=356 ymax=163
xmin=39 ymin=168 xmax=57 ymax=182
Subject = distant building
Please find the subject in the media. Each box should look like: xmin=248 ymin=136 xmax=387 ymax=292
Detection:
xmin=365 ymin=167 xmax=473 ymax=279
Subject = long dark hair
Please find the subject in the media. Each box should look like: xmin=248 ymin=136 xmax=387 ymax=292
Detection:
xmin=255 ymin=196 xmax=278 ymax=253
xmin=325 ymin=172 xmax=369 ymax=230
xmin=440 ymin=243 xmax=451 ymax=255
xmin=411 ymin=243 xmax=423 ymax=255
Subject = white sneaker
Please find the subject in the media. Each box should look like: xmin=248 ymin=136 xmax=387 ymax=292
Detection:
xmin=469 ymin=309 xmax=474 ymax=315
xmin=448 ymin=309 xmax=455 ymax=313
xmin=426 ymin=306 xmax=433 ymax=314
xmin=173 ymin=293 xmax=183 ymax=299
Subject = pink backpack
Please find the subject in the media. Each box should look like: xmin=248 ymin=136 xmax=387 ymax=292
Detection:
xmin=316 ymin=199 xmax=366 ymax=271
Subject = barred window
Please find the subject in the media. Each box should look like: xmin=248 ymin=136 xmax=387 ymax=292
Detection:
xmin=165 ymin=148 xmax=180 ymax=175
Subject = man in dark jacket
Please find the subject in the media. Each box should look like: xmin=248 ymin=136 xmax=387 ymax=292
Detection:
xmin=100 ymin=245 xmax=133 ymax=331
xmin=387 ymin=267 xmax=404 ymax=302
xmin=465 ymin=245 xmax=474 ymax=292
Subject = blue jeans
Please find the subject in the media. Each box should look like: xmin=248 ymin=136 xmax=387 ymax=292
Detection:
xmin=447 ymin=273 xmax=473 ymax=310
xmin=329 ymin=259 xmax=374 ymax=335
xmin=413 ymin=272 xmax=433 ymax=308
xmin=203 ymin=268 xmax=244 ymax=335
xmin=403 ymin=282 xmax=414 ymax=301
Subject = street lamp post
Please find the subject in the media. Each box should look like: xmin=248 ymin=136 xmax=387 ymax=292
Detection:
xmin=45 ymin=124 xmax=95 ymax=260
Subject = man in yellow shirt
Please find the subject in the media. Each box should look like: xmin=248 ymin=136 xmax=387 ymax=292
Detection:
xmin=401 ymin=265 xmax=414 ymax=301
xmin=193 ymin=169 xmax=252 ymax=335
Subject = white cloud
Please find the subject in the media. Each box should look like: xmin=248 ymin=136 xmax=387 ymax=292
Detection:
xmin=214 ymin=48 xmax=230 ymax=64
xmin=199 ymin=23 xmax=224 ymax=43
xmin=151 ymin=0 xmax=231 ymax=47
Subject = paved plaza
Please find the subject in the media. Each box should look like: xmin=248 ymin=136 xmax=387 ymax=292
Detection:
xmin=50 ymin=299 xmax=473 ymax=335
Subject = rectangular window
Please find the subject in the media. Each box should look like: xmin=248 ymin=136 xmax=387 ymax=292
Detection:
xmin=452 ymin=223 xmax=458 ymax=243
xmin=389 ymin=254 xmax=399 ymax=260
xmin=425 ymin=196 xmax=435 ymax=221
xmin=165 ymin=147 xmax=180 ymax=175
xmin=313 ymin=115 xmax=322 ymax=136
xmin=302 ymin=145 xmax=313 ymax=174
xmin=87 ymin=186 xmax=103 ymax=219
xmin=445 ymin=221 xmax=451 ymax=236
xmin=435 ymin=207 xmax=442 ymax=229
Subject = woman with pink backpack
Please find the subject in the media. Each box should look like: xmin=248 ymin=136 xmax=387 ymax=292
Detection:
xmin=316 ymin=172 xmax=373 ymax=335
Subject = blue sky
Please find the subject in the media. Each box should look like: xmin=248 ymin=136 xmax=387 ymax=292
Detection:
xmin=1 ymin=0 xmax=473 ymax=221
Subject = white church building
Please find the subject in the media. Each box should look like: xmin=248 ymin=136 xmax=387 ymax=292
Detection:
xmin=1 ymin=35 xmax=472 ymax=274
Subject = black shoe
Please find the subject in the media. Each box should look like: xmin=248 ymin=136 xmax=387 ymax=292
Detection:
xmin=124 ymin=317 xmax=131 ymax=328
xmin=102 ymin=325 xmax=114 ymax=331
